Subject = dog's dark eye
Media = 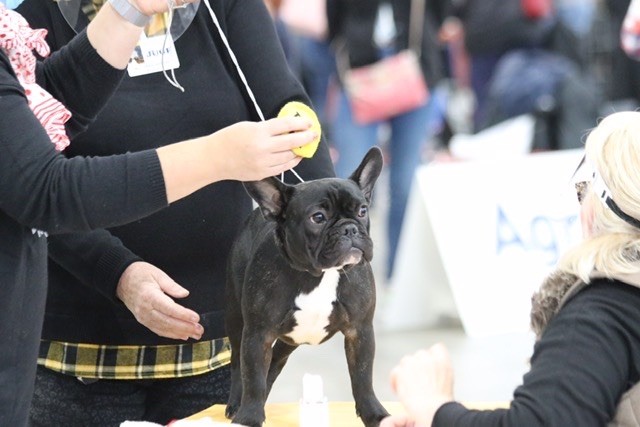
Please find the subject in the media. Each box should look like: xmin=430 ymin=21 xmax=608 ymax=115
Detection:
xmin=358 ymin=205 xmax=368 ymax=217
xmin=310 ymin=212 xmax=326 ymax=224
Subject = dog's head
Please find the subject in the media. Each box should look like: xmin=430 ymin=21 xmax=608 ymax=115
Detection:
xmin=243 ymin=147 xmax=383 ymax=276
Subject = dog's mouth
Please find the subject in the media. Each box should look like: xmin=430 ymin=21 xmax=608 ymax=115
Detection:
xmin=339 ymin=247 xmax=363 ymax=267
xmin=310 ymin=224 xmax=373 ymax=273
xmin=314 ymin=246 xmax=365 ymax=272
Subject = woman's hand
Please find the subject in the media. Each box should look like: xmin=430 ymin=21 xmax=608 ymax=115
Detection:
xmin=87 ymin=0 xmax=196 ymax=69
xmin=209 ymin=116 xmax=316 ymax=182
xmin=130 ymin=0 xmax=197 ymax=16
xmin=389 ymin=343 xmax=455 ymax=426
xmin=116 ymin=261 xmax=203 ymax=340
xmin=157 ymin=116 xmax=315 ymax=203
xmin=379 ymin=414 xmax=418 ymax=427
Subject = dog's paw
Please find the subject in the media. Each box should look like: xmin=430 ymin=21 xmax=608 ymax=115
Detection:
xmin=231 ymin=415 xmax=263 ymax=427
xmin=225 ymin=402 xmax=239 ymax=419
xmin=357 ymin=401 xmax=390 ymax=427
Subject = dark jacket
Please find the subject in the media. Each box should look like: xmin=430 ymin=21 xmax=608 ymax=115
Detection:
xmin=435 ymin=279 xmax=640 ymax=426
xmin=453 ymin=0 xmax=555 ymax=56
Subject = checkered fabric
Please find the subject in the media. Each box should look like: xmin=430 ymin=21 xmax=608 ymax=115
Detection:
xmin=38 ymin=338 xmax=231 ymax=379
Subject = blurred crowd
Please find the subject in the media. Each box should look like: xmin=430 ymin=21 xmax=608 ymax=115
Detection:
xmin=265 ymin=0 xmax=640 ymax=283
xmin=269 ymin=0 xmax=640 ymax=147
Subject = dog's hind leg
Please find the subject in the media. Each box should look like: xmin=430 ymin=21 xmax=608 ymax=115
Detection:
xmin=265 ymin=339 xmax=298 ymax=397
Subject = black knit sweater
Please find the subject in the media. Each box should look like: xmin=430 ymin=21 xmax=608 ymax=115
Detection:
xmin=0 ymin=30 xmax=167 ymax=426
xmin=17 ymin=0 xmax=335 ymax=346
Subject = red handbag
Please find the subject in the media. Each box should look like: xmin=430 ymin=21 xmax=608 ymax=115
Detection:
xmin=521 ymin=0 xmax=553 ymax=19
xmin=339 ymin=0 xmax=428 ymax=125
xmin=343 ymin=50 xmax=429 ymax=125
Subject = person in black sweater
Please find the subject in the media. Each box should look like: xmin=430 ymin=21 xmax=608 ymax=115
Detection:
xmin=15 ymin=0 xmax=335 ymax=424
xmin=380 ymin=111 xmax=640 ymax=426
xmin=0 ymin=1 xmax=321 ymax=425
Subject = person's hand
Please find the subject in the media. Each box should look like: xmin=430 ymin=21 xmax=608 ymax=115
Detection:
xmin=389 ymin=343 xmax=455 ymax=426
xmin=211 ymin=116 xmax=316 ymax=181
xmin=157 ymin=116 xmax=316 ymax=203
xmin=89 ymin=0 xmax=198 ymax=69
xmin=379 ymin=414 xmax=418 ymax=427
xmin=116 ymin=261 xmax=203 ymax=340
xmin=129 ymin=0 xmax=197 ymax=16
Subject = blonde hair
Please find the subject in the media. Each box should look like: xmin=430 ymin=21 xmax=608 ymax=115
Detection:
xmin=558 ymin=112 xmax=640 ymax=281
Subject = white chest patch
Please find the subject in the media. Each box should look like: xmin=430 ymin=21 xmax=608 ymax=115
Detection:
xmin=285 ymin=269 xmax=340 ymax=345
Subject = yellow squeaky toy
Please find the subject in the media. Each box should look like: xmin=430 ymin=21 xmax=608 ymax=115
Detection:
xmin=277 ymin=101 xmax=321 ymax=158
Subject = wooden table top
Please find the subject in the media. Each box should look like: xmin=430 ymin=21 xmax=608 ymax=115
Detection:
xmin=186 ymin=401 xmax=508 ymax=426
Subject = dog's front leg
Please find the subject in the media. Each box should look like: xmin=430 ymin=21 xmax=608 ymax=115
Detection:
xmin=266 ymin=339 xmax=298 ymax=396
xmin=344 ymin=324 xmax=389 ymax=427
xmin=232 ymin=327 xmax=275 ymax=427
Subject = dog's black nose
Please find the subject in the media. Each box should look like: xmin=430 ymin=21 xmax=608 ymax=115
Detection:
xmin=343 ymin=224 xmax=358 ymax=237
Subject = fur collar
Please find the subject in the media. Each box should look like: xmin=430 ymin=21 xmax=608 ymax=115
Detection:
xmin=530 ymin=269 xmax=640 ymax=339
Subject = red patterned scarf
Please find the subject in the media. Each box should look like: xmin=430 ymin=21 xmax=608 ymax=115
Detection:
xmin=0 ymin=3 xmax=72 ymax=151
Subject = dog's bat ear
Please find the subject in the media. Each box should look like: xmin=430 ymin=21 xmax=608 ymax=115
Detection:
xmin=348 ymin=146 xmax=383 ymax=202
xmin=243 ymin=177 xmax=290 ymax=219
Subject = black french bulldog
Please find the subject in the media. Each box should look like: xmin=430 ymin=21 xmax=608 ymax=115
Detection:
xmin=224 ymin=147 xmax=389 ymax=427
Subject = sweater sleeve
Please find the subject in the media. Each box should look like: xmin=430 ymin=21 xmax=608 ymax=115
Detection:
xmin=432 ymin=282 xmax=640 ymax=427
xmin=0 ymin=52 xmax=167 ymax=234
xmin=48 ymin=230 xmax=143 ymax=303
xmin=224 ymin=0 xmax=335 ymax=181
xmin=34 ymin=29 xmax=125 ymax=139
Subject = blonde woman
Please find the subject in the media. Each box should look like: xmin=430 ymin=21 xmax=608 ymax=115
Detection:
xmin=381 ymin=111 xmax=640 ymax=427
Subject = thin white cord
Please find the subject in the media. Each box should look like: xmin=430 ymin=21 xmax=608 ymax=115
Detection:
xmin=288 ymin=167 xmax=304 ymax=182
xmin=202 ymin=0 xmax=264 ymax=121
xmin=162 ymin=0 xmax=185 ymax=92
xmin=202 ymin=0 xmax=305 ymax=183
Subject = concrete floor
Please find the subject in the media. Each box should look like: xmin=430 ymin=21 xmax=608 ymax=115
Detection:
xmin=267 ymin=310 xmax=535 ymax=406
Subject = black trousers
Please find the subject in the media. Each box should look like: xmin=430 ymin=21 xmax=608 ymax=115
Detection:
xmin=30 ymin=364 xmax=231 ymax=426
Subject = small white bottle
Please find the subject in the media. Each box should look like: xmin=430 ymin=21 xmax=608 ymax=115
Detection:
xmin=299 ymin=373 xmax=329 ymax=427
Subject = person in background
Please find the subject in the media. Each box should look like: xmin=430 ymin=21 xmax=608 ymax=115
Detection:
xmin=0 ymin=0 xmax=319 ymax=425
xmin=605 ymin=0 xmax=640 ymax=108
xmin=556 ymin=0 xmax=596 ymax=36
xmin=279 ymin=0 xmax=337 ymax=151
xmin=263 ymin=0 xmax=300 ymax=76
xmin=326 ymin=0 xmax=445 ymax=283
xmin=15 ymin=0 xmax=335 ymax=424
xmin=380 ymin=111 xmax=640 ymax=426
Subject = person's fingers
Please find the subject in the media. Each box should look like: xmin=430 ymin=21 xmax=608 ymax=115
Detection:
xmin=156 ymin=274 xmax=190 ymax=299
xmin=152 ymin=292 xmax=201 ymax=326
xmin=146 ymin=306 xmax=203 ymax=340
xmin=270 ymin=129 xmax=318 ymax=152
xmin=264 ymin=116 xmax=312 ymax=136
xmin=132 ymin=0 xmax=195 ymax=14
xmin=389 ymin=365 xmax=400 ymax=394
xmin=265 ymin=149 xmax=301 ymax=168
xmin=147 ymin=293 xmax=203 ymax=340
xmin=430 ymin=342 xmax=450 ymax=360
xmin=268 ymin=156 xmax=303 ymax=176
xmin=380 ymin=415 xmax=413 ymax=427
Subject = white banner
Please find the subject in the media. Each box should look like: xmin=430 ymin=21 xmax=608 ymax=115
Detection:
xmin=381 ymin=148 xmax=585 ymax=337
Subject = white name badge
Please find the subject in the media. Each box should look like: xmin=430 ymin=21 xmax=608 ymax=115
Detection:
xmin=127 ymin=34 xmax=180 ymax=77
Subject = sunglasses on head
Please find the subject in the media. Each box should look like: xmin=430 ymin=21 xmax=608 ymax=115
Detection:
xmin=571 ymin=154 xmax=640 ymax=228
xmin=574 ymin=180 xmax=589 ymax=204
